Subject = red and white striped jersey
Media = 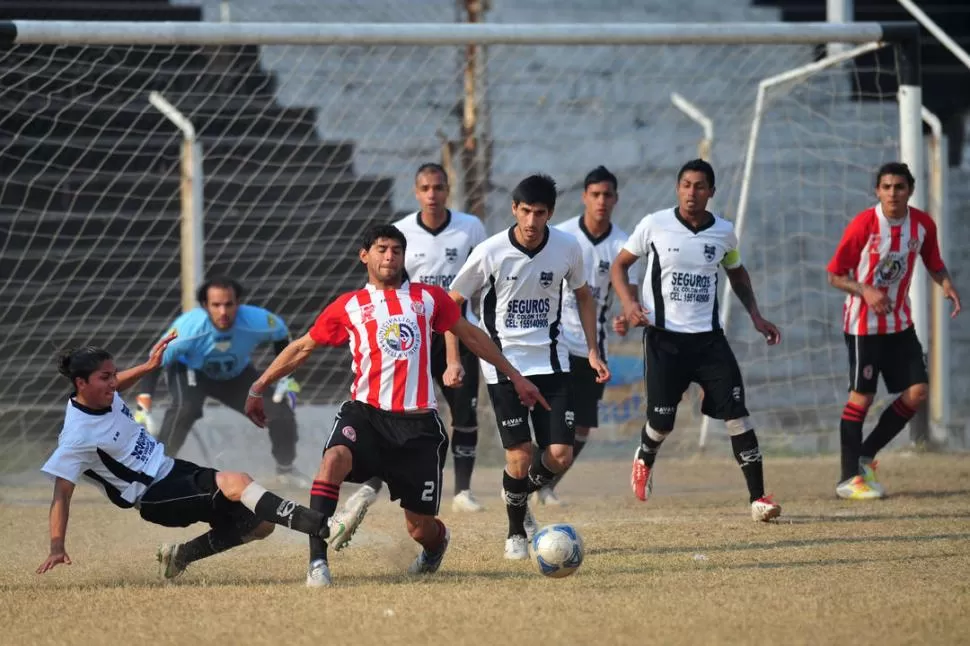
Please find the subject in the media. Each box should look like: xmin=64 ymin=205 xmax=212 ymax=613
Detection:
xmin=309 ymin=281 xmax=461 ymax=412
xmin=827 ymin=205 xmax=945 ymax=336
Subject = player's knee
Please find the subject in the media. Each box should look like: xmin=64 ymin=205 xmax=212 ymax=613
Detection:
xmin=545 ymin=444 xmax=573 ymax=471
xmin=505 ymin=443 xmax=532 ymax=477
xmin=321 ymin=445 xmax=353 ymax=476
xmin=905 ymin=383 xmax=928 ymax=407
xmin=646 ymin=405 xmax=677 ymax=433
xmin=215 ymin=471 xmax=254 ymax=501
xmin=725 ymin=417 xmax=754 ymax=436
xmin=847 ymin=391 xmax=874 ymax=410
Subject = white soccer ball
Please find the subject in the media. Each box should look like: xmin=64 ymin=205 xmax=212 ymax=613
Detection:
xmin=531 ymin=523 xmax=584 ymax=578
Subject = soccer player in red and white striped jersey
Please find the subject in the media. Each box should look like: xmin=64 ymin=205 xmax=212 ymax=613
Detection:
xmin=244 ymin=224 xmax=547 ymax=587
xmin=827 ymin=162 xmax=961 ymax=499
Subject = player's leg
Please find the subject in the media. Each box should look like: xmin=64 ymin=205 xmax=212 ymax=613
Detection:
xmin=436 ymin=345 xmax=483 ymax=511
xmin=633 ymin=329 xmax=690 ymax=502
xmin=525 ymin=374 xmax=574 ymax=491
xmin=838 ymin=333 xmax=882 ymax=499
xmin=155 ymin=364 xmax=205 ymax=457
xmin=487 ymin=380 xmax=535 ymax=559
xmin=858 ymin=328 xmax=930 ymax=492
xmin=695 ymin=334 xmax=780 ymax=521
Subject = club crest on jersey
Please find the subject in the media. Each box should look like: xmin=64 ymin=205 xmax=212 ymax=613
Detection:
xmin=907 ymin=238 xmax=920 ymax=251
xmin=598 ymin=260 xmax=610 ymax=274
xmin=411 ymin=301 xmax=426 ymax=316
xmin=876 ymin=255 xmax=905 ymax=285
xmin=539 ymin=271 xmax=554 ymax=288
xmin=703 ymin=244 xmax=717 ymax=262
xmin=377 ymin=315 xmax=421 ymax=360
xmin=359 ymin=303 xmax=376 ymax=323
xmin=445 ymin=247 xmax=459 ymax=263
xmin=213 ymin=341 xmax=232 ymax=352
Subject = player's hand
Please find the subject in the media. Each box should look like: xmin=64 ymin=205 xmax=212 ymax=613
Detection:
xmin=622 ymin=300 xmax=651 ymax=328
xmin=146 ymin=330 xmax=177 ymax=370
xmin=612 ymin=315 xmax=629 ymax=337
xmin=245 ymin=389 xmax=267 ymax=428
xmin=862 ymin=285 xmax=892 ymax=316
xmin=134 ymin=394 xmax=159 ymax=437
xmin=752 ymin=315 xmax=781 ymax=345
xmin=36 ymin=549 xmax=71 ymax=574
xmin=943 ymin=283 xmax=962 ymax=318
xmin=442 ymin=362 xmax=465 ymax=388
xmin=512 ymin=375 xmax=551 ymax=411
xmin=588 ymin=352 xmax=611 ymax=384
xmin=272 ymin=377 xmax=301 ymax=410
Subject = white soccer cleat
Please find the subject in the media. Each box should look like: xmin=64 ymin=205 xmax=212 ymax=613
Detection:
xmin=156 ymin=543 xmax=187 ymax=580
xmin=523 ymin=505 xmax=538 ymax=540
xmin=408 ymin=526 xmax=451 ymax=574
xmin=535 ymin=486 xmax=566 ymax=507
xmin=306 ymin=558 xmax=332 ymax=588
xmin=330 ymin=484 xmax=377 ymax=551
xmin=751 ymin=495 xmax=782 ymax=522
xmin=504 ymin=535 xmax=530 ymax=560
xmin=452 ymin=489 xmax=485 ymax=512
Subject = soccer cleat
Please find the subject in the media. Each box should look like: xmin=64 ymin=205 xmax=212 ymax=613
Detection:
xmin=452 ymin=490 xmax=485 ymax=512
xmin=274 ymin=464 xmax=312 ymax=489
xmin=156 ymin=543 xmax=187 ymax=580
xmin=836 ymin=475 xmax=882 ymax=500
xmin=306 ymin=558 xmax=332 ymax=588
xmin=329 ymin=485 xmax=377 ymax=551
xmin=535 ymin=486 xmax=566 ymax=507
xmin=750 ymin=495 xmax=782 ymax=521
xmin=859 ymin=460 xmax=886 ymax=497
xmin=504 ymin=535 xmax=530 ymax=560
xmin=631 ymin=448 xmax=653 ymax=502
xmin=523 ymin=505 xmax=538 ymax=541
xmin=408 ymin=526 xmax=451 ymax=574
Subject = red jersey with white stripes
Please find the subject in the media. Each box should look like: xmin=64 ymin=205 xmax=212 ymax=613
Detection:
xmin=309 ymin=281 xmax=461 ymax=412
xmin=827 ymin=205 xmax=944 ymax=336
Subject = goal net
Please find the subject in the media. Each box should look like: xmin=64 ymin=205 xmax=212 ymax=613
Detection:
xmin=0 ymin=21 xmax=910 ymax=473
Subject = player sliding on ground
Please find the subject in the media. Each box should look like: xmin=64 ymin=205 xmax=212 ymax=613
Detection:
xmin=611 ymin=158 xmax=783 ymax=522
xmin=37 ymin=334 xmax=338 ymax=579
xmin=244 ymin=224 xmax=548 ymax=587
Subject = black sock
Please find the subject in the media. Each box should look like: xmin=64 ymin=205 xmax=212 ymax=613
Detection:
xmin=840 ymin=401 xmax=868 ymax=481
xmin=639 ymin=425 xmax=666 ymax=468
xmin=731 ymin=429 xmax=765 ymax=502
xmin=242 ymin=484 xmax=329 ymax=538
xmin=177 ymin=529 xmax=244 ymax=564
xmin=550 ymin=436 xmax=587 ymax=489
xmin=452 ymin=428 xmax=477 ymax=494
xmin=308 ymin=480 xmax=340 ymax=563
xmin=861 ymin=397 xmax=916 ymax=459
xmin=527 ymin=449 xmax=558 ymax=493
xmin=503 ymin=470 xmax=529 ymax=538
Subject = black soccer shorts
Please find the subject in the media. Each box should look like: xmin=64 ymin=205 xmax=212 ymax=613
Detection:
xmin=486 ymin=373 xmax=575 ymax=449
xmin=845 ymin=327 xmax=928 ymax=394
xmin=568 ymin=354 xmax=606 ymax=428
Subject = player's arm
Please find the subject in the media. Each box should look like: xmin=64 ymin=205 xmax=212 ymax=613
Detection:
xmin=258 ymin=309 xmax=302 ymax=406
xmin=443 ymin=246 xmax=488 ymax=386
xmin=826 ymin=217 xmax=892 ymax=314
xmin=724 ymin=259 xmax=781 ymax=345
xmin=920 ymin=219 xmax=962 ymax=317
xmin=612 ymin=220 xmax=651 ymax=327
xmin=116 ymin=330 xmax=178 ymax=393
xmin=37 ymin=477 xmax=75 ymax=574
xmin=249 ymin=333 xmax=319 ymax=398
xmin=566 ymin=241 xmax=610 ymax=383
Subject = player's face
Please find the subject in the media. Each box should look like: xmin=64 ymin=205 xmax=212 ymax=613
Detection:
xmin=205 ymin=286 xmax=238 ymax=330
xmin=75 ymin=360 xmax=118 ymax=409
xmin=582 ymin=181 xmax=618 ymax=224
xmin=361 ymin=237 xmax=405 ymax=285
xmin=876 ymin=174 xmax=913 ymax=217
xmin=415 ymin=170 xmax=449 ymax=215
xmin=512 ymin=201 xmax=552 ymax=247
xmin=677 ymin=171 xmax=714 ymax=216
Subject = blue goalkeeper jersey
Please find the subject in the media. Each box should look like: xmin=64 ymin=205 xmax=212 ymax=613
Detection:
xmin=159 ymin=305 xmax=289 ymax=380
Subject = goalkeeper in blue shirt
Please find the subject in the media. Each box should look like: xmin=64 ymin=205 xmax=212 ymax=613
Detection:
xmin=136 ymin=277 xmax=307 ymax=486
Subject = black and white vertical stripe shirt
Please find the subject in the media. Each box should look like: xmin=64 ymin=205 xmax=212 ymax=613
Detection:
xmin=41 ymin=392 xmax=174 ymax=509
xmin=450 ymin=225 xmax=587 ymax=384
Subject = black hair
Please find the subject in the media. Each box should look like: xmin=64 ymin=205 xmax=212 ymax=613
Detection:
xmin=360 ymin=224 xmax=408 ymax=252
xmin=414 ymin=163 xmax=448 ymax=185
xmin=196 ymin=276 xmax=244 ymax=307
xmin=583 ymin=165 xmax=618 ymax=192
xmin=511 ymin=174 xmax=557 ymax=211
xmin=56 ymin=346 xmax=113 ymax=385
xmin=875 ymin=162 xmax=916 ymax=190
xmin=677 ymin=158 xmax=716 ymax=189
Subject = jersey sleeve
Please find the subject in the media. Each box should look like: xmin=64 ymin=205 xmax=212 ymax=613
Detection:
xmin=428 ymin=285 xmax=462 ymax=332
xmin=308 ymin=296 xmax=352 ymax=347
xmin=469 ymin=217 xmax=488 ymax=248
xmin=721 ymin=227 xmax=743 ymax=270
xmin=919 ymin=215 xmax=946 ymax=273
xmin=565 ymin=238 xmax=587 ymax=291
xmin=41 ymin=439 xmax=92 ymax=484
xmin=622 ymin=216 xmax=652 ymax=258
xmin=449 ymin=244 xmax=489 ymax=300
xmin=259 ymin=308 xmax=290 ymax=341
xmin=159 ymin=310 xmax=200 ymax=366
xmin=827 ymin=215 xmax=869 ymax=276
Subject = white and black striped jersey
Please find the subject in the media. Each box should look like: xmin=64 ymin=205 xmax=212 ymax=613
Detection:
xmin=450 ymin=225 xmax=587 ymax=383
xmin=622 ymin=207 xmax=742 ymax=334
xmin=555 ymin=215 xmax=637 ymax=360
xmin=393 ymin=210 xmax=487 ymax=324
xmin=41 ymin=392 xmax=174 ymax=509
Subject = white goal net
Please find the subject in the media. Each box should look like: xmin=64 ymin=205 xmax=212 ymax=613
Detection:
xmin=0 ymin=21 xmax=910 ymax=472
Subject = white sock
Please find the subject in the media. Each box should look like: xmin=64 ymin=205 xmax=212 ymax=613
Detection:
xmin=240 ymin=482 xmax=268 ymax=512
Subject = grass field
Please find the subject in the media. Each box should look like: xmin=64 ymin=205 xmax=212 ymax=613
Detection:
xmin=2 ymin=453 xmax=970 ymax=646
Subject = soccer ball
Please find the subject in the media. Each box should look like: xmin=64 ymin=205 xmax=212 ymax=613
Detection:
xmin=531 ymin=523 xmax=584 ymax=578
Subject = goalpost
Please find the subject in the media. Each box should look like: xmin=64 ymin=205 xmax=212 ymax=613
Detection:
xmin=0 ymin=20 xmax=929 ymax=472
